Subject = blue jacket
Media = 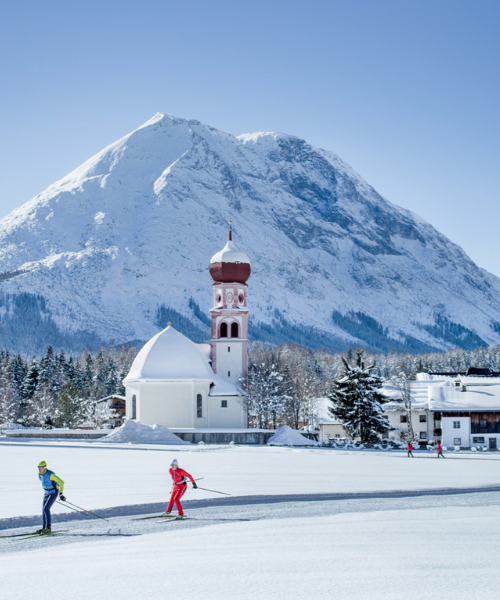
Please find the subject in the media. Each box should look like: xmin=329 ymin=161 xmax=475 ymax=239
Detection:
xmin=39 ymin=469 xmax=59 ymax=494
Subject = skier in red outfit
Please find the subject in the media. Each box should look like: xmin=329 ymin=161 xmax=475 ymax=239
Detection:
xmin=166 ymin=459 xmax=197 ymax=518
xmin=437 ymin=441 xmax=445 ymax=458
xmin=407 ymin=442 xmax=414 ymax=458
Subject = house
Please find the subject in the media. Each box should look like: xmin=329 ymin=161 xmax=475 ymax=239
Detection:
xmin=93 ymin=395 xmax=126 ymax=428
xmin=382 ymin=371 xmax=500 ymax=449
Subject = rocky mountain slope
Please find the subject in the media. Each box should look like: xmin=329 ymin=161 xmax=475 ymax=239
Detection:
xmin=0 ymin=112 xmax=499 ymax=355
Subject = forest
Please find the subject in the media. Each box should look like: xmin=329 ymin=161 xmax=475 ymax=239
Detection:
xmin=1 ymin=339 xmax=500 ymax=430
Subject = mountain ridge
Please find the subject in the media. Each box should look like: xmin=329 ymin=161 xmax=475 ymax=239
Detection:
xmin=0 ymin=112 xmax=499 ymax=356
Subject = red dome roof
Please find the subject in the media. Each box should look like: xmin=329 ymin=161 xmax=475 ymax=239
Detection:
xmin=209 ymin=226 xmax=251 ymax=284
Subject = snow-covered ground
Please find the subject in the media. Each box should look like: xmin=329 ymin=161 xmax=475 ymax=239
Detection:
xmin=2 ymin=439 xmax=500 ymax=599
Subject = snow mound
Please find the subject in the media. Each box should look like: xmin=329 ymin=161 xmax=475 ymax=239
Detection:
xmin=267 ymin=426 xmax=319 ymax=446
xmin=101 ymin=421 xmax=190 ymax=445
xmin=0 ymin=422 xmax=24 ymax=431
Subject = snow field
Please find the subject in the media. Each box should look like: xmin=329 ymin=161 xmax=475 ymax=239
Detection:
xmin=2 ymin=440 xmax=500 ymax=520
xmin=3 ymin=505 xmax=500 ymax=600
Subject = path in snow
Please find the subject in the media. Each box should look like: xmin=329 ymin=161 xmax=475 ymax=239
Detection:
xmin=2 ymin=486 xmax=500 ymax=554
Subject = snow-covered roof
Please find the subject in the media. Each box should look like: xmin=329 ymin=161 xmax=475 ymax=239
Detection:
xmin=428 ymin=384 xmax=500 ymax=412
xmin=312 ymin=398 xmax=344 ymax=425
xmin=210 ymin=240 xmax=250 ymax=265
xmin=382 ymin=381 xmax=432 ymax=411
xmin=123 ymin=325 xmax=241 ymax=396
xmin=125 ymin=326 xmax=215 ymax=382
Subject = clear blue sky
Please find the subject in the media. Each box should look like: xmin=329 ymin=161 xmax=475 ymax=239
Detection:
xmin=0 ymin=0 xmax=499 ymax=274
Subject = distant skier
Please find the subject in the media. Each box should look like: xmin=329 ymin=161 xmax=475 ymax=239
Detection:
xmin=166 ymin=459 xmax=197 ymax=518
xmin=437 ymin=441 xmax=445 ymax=458
xmin=407 ymin=442 xmax=414 ymax=458
xmin=37 ymin=461 xmax=66 ymax=534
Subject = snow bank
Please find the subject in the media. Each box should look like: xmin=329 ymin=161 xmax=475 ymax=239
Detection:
xmin=267 ymin=426 xmax=318 ymax=446
xmin=101 ymin=420 xmax=189 ymax=445
xmin=0 ymin=422 xmax=24 ymax=432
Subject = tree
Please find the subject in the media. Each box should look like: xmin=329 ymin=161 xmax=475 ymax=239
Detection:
xmin=391 ymin=373 xmax=415 ymax=441
xmin=29 ymin=385 xmax=56 ymax=428
xmin=328 ymin=350 xmax=391 ymax=443
xmin=55 ymin=381 xmax=83 ymax=428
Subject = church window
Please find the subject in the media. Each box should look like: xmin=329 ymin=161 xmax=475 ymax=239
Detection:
xmin=228 ymin=346 xmax=230 ymax=352
xmin=238 ymin=293 xmax=244 ymax=304
xmin=231 ymin=322 xmax=239 ymax=338
xmin=197 ymin=394 xmax=203 ymax=418
xmin=228 ymin=371 xmax=230 ymax=377
xmin=221 ymin=400 xmax=228 ymax=408
xmin=132 ymin=395 xmax=136 ymax=420
xmin=220 ymin=322 xmax=228 ymax=338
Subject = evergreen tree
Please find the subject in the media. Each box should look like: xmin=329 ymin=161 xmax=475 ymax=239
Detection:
xmin=55 ymin=381 xmax=83 ymax=428
xmin=328 ymin=350 xmax=391 ymax=442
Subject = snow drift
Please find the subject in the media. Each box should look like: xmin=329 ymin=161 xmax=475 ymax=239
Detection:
xmin=101 ymin=421 xmax=189 ymax=445
xmin=267 ymin=426 xmax=319 ymax=446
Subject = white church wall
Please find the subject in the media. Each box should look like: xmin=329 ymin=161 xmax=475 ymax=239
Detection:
xmin=125 ymin=386 xmax=139 ymax=420
xmin=138 ymin=382 xmax=197 ymax=428
xmin=208 ymin=395 xmax=246 ymax=428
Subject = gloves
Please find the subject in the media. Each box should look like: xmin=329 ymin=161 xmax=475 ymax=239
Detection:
xmin=59 ymin=495 xmax=66 ymax=502
xmin=192 ymin=482 xmax=198 ymax=489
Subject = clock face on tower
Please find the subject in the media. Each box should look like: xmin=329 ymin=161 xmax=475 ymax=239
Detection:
xmin=226 ymin=291 xmax=234 ymax=303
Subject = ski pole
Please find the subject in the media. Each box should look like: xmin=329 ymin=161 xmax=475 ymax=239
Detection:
xmin=59 ymin=499 xmax=109 ymax=522
xmin=195 ymin=486 xmax=231 ymax=496
xmin=56 ymin=501 xmax=92 ymax=519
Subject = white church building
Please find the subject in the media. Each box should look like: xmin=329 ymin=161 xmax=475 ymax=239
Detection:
xmin=123 ymin=225 xmax=250 ymax=429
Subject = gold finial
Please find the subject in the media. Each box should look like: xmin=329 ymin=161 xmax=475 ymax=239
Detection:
xmin=167 ymin=321 xmax=171 ymax=326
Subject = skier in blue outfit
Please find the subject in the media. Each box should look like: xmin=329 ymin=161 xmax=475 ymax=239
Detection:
xmin=37 ymin=461 xmax=66 ymax=534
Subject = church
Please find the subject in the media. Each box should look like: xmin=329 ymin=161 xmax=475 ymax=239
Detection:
xmin=123 ymin=224 xmax=250 ymax=429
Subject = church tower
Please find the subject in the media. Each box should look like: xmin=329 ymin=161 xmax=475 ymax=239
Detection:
xmin=209 ymin=223 xmax=251 ymax=389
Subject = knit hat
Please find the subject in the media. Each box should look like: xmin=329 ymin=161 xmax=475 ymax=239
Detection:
xmin=170 ymin=459 xmax=178 ymax=466
xmin=38 ymin=461 xmax=47 ymax=467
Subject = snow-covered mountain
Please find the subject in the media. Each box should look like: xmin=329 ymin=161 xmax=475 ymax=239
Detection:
xmin=0 ymin=112 xmax=499 ymax=355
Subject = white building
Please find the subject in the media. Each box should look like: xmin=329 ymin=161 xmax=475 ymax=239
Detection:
xmin=383 ymin=373 xmax=500 ymax=449
xmin=123 ymin=225 xmax=250 ymax=429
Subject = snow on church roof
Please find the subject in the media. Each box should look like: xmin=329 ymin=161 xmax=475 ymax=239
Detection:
xmin=123 ymin=325 xmax=241 ymax=396
xmin=210 ymin=240 xmax=250 ymax=265
xmin=124 ymin=326 xmax=214 ymax=382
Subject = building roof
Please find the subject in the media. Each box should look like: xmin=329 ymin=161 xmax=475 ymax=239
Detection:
xmin=210 ymin=240 xmax=250 ymax=265
xmin=382 ymin=377 xmax=500 ymax=413
xmin=428 ymin=384 xmax=500 ymax=412
xmin=123 ymin=325 xmax=242 ymax=396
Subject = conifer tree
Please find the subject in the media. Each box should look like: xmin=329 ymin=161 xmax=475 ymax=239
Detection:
xmin=55 ymin=381 xmax=83 ymax=428
xmin=328 ymin=350 xmax=391 ymax=442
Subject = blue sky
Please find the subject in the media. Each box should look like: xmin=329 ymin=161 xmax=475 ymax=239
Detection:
xmin=0 ymin=0 xmax=499 ymax=274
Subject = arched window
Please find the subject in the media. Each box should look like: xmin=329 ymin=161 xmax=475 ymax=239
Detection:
xmin=231 ymin=322 xmax=239 ymax=338
xmin=220 ymin=322 xmax=228 ymax=338
xmin=197 ymin=394 xmax=203 ymax=418
xmin=132 ymin=395 xmax=137 ymax=420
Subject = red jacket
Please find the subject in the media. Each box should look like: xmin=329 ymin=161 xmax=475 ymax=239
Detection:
xmin=169 ymin=467 xmax=195 ymax=486
xmin=437 ymin=444 xmax=442 ymax=452
xmin=407 ymin=443 xmax=413 ymax=450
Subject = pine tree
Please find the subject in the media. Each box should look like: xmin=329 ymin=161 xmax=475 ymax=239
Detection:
xmin=328 ymin=350 xmax=391 ymax=443
xmin=55 ymin=381 xmax=83 ymax=428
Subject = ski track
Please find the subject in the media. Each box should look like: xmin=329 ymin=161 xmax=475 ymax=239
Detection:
xmin=2 ymin=486 xmax=500 ymax=553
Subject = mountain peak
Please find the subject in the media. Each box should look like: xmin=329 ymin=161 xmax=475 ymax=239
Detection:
xmin=0 ymin=115 xmax=499 ymax=355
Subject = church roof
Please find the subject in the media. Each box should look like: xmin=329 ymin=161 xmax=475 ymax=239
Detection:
xmin=123 ymin=325 xmax=241 ymax=396
xmin=210 ymin=240 xmax=250 ymax=265
xmin=124 ymin=325 xmax=214 ymax=382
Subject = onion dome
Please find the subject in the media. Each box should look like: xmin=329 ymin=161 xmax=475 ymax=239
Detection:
xmin=209 ymin=222 xmax=251 ymax=284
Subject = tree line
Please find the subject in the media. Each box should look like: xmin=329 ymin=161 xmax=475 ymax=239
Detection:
xmin=0 ymin=345 xmax=136 ymax=428
xmin=2 ymin=338 xmax=500 ymax=430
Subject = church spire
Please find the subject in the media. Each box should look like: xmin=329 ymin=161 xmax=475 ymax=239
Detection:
xmin=229 ymin=220 xmax=232 ymax=241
